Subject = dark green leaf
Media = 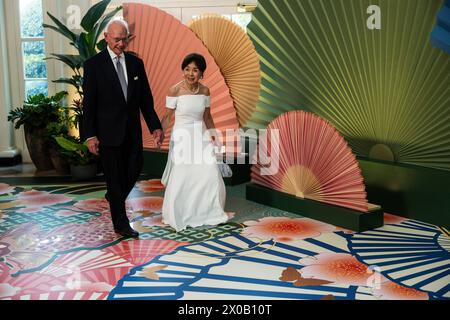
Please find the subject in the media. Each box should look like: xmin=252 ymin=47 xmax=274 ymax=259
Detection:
xmin=81 ymin=0 xmax=111 ymax=32
xmin=44 ymin=12 xmax=77 ymax=43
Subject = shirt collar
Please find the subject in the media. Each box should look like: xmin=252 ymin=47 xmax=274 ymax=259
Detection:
xmin=107 ymin=46 xmax=125 ymax=61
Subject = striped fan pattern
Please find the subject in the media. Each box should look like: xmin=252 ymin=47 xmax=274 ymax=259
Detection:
xmin=188 ymin=15 xmax=261 ymax=128
xmin=123 ymin=3 xmax=239 ymax=150
xmin=251 ymin=110 xmax=369 ymax=212
xmin=246 ymin=0 xmax=450 ymax=170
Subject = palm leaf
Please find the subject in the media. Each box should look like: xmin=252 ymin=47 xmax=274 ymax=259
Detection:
xmin=45 ymin=54 xmax=83 ymax=70
xmin=44 ymin=12 xmax=77 ymax=43
xmin=80 ymin=0 xmax=111 ymax=32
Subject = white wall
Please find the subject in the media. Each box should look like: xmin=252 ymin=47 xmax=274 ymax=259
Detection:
xmin=98 ymin=0 xmax=257 ymax=23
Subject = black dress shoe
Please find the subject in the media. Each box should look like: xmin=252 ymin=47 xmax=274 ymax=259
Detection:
xmin=114 ymin=227 xmax=139 ymax=238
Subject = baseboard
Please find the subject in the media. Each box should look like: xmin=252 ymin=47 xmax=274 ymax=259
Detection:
xmin=358 ymin=157 xmax=450 ymax=228
xmin=0 ymin=154 xmax=22 ymax=167
xmin=246 ymin=183 xmax=384 ymax=232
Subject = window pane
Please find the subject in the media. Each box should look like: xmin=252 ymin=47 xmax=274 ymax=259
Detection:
xmin=25 ymin=81 xmax=48 ymax=98
xmin=232 ymin=13 xmax=252 ymax=32
xmin=22 ymin=41 xmax=47 ymax=79
xmin=20 ymin=0 xmax=44 ymax=38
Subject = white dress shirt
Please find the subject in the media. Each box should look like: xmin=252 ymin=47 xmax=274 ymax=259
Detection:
xmin=107 ymin=46 xmax=128 ymax=84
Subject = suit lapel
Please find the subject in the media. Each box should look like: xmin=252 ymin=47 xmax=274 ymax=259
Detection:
xmin=125 ymin=53 xmax=135 ymax=100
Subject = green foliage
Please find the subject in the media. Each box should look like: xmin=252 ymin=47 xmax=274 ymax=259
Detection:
xmin=68 ymin=99 xmax=83 ymax=130
xmin=54 ymin=135 xmax=97 ymax=165
xmin=8 ymin=91 xmax=68 ymax=130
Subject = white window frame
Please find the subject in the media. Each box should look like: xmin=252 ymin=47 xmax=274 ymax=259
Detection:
xmin=3 ymin=0 xmax=60 ymax=163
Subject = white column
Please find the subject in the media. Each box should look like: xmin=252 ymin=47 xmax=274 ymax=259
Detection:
xmin=0 ymin=0 xmax=21 ymax=165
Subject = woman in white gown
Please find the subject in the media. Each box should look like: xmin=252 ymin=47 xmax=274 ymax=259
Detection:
xmin=160 ymin=53 xmax=229 ymax=232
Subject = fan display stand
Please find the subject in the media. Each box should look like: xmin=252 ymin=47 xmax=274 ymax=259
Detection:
xmin=359 ymin=158 xmax=450 ymax=228
xmin=247 ymin=110 xmax=384 ymax=232
xmin=246 ymin=183 xmax=383 ymax=232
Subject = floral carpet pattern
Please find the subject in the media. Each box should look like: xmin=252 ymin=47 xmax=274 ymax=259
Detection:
xmin=0 ymin=180 xmax=448 ymax=300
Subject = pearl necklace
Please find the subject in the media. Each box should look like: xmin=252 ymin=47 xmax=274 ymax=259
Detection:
xmin=184 ymin=80 xmax=200 ymax=95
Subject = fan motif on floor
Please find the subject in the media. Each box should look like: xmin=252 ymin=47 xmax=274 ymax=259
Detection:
xmin=123 ymin=4 xmax=240 ymax=150
xmin=188 ymin=15 xmax=261 ymax=128
xmin=246 ymin=0 xmax=450 ymax=171
xmin=251 ymin=110 xmax=369 ymax=212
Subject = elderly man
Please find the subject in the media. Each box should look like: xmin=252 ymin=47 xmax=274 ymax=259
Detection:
xmin=82 ymin=17 xmax=163 ymax=238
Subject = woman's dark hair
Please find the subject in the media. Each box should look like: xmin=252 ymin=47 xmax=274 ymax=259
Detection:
xmin=181 ymin=53 xmax=207 ymax=73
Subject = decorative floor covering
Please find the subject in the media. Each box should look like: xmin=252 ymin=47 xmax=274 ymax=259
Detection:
xmin=0 ymin=179 xmax=448 ymax=300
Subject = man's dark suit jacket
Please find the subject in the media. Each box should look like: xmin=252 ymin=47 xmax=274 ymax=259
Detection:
xmin=81 ymin=49 xmax=162 ymax=145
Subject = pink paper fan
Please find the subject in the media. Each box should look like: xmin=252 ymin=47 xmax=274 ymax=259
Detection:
xmin=40 ymin=250 xmax=133 ymax=277
xmin=251 ymin=111 xmax=369 ymax=212
xmin=77 ymin=267 xmax=132 ymax=286
xmin=123 ymin=3 xmax=240 ymax=151
xmin=102 ymin=239 xmax=185 ymax=266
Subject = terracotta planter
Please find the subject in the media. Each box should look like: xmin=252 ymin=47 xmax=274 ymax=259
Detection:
xmin=24 ymin=125 xmax=54 ymax=172
xmin=49 ymin=145 xmax=70 ymax=175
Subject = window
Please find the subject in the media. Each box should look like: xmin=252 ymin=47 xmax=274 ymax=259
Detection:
xmin=231 ymin=13 xmax=252 ymax=32
xmin=19 ymin=0 xmax=48 ymax=98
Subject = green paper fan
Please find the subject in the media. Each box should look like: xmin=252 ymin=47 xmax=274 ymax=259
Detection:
xmin=247 ymin=0 xmax=450 ymax=171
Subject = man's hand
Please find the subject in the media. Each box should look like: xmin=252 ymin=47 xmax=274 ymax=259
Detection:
xmin=86 ymin=137 xmax=100 ymax=155
xmin=153 ymin=129 xmax=164 ymax=148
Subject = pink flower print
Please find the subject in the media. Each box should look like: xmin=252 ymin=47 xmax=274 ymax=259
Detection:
xmin=17 ymin=190 xmax=72 ymax=210
xmin=137 ymin=179 xmax=165 ymax=193
xmin=73 ymin=198 xmax=110 ymax=213
xmin=126 ymin=197 xmax=164 ymax=214
xmin=299 ymin=253 xmax=387 ymax=287
xmin=384 ymin=213 xmax=406 ymax=225
xmin=373 ymin=280 xmax=429 ymax=300
xmin=0 ymin=183 xmax=15 ymax=195
xmin=242 ymin=217 xmax=336 ymax=242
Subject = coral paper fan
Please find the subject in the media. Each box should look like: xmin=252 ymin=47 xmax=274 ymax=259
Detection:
xmin=251 ymin=110 xmax=369 ymax=212
xmin=188 ymin=15 xmax=261 ymax=128
xmin=123 ymin=4 xmax=239 ymax=150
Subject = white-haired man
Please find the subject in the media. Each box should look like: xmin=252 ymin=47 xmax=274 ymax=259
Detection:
xmin=82 ymin=18 xmax=164 ymax=238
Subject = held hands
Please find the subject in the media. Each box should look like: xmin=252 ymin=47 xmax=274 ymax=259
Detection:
xmin=87 ymin=137 xmax=100 ymax=155
xmin=153 ymin=129 xmax=164 ymax=148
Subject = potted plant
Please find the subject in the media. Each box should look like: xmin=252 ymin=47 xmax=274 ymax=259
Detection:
xmin=7 ymin=91 xmax=68 ymax=172
xmin=54 ymin=136 xmax=98 ymax=180
xmin=46 ymin=110 xmax=72 ymax=174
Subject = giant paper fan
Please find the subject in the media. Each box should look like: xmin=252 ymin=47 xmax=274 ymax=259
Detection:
xmin=246 ymin=0 xmax=450 ymax=170
xmin=188 ymin=15 xmax=261 ymax=128
xmin=251 ymin=110 xmax=369 ymax=212
xmin=123 ymin=3 xmax=240 ymax=150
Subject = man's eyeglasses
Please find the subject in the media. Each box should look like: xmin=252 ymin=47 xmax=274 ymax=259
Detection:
xmin=111 ymin=37 xmax=130 ymax=43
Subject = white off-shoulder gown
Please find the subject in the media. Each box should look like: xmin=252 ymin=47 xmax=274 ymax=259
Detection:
xmin=161 ymin=95 xmax=228 ymax=231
